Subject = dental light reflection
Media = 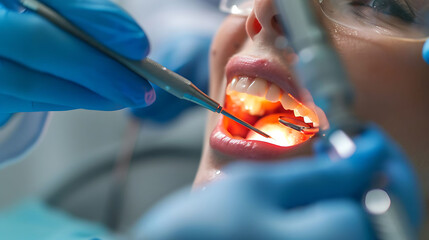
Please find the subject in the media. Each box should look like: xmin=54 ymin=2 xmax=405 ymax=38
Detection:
xmin=365 ymin=189 xmax=391 ymax=215
xmin=227 ymin=91 xmax=280 ymax=116
xmin=247 ymin=114 xmax=312 ymax=147
xmin=247 ymin=124 xmax=303 ymax=146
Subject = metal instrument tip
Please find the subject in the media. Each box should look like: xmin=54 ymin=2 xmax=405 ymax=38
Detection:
xmin=221 ymin=110 xmax=272 ymax=139
xmin=278 ymin=116 xmax=319 ymax=135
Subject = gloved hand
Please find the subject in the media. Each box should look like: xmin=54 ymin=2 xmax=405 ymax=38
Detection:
xmin=423 ymin=40 xmax=429 ymax=63
xmin=0 ymin=0 xmax=155 ymax=113
xmin=131 ymin=33 xmax=211 ymax=123
xmin=134 ymin=126 xmax=422 ymax=240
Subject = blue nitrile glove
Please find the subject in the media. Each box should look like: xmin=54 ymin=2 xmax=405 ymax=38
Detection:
xmin=0 ymin=199 xmax=115 ymax=240
xmin=134 ymin=126 xmax=422 ymax=240
xmin=423 ymin=40 xmax=429 ymax=63
xmin=0 ymin=0 xmax=155 ymax=113
xmin=131 ymin=33 xmax=211 ymax=123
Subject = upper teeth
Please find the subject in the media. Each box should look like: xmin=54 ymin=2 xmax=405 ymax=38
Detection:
xmin=227 ymin=76 xmax=319 ymax=125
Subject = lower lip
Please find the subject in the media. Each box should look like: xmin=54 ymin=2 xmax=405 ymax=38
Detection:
xmin=210 ymin=115 xmax=313 ymax=160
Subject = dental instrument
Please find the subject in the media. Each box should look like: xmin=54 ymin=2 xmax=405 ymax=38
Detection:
xmin=274 ymin=0 xmax=360 ymax=138
xmin=278 ymin=116 xmax=319 ymax=135
xmin=274 ymin=0 xmax=415 ymax=239
xmin=20 ymin=0 xmax=271 ymax=139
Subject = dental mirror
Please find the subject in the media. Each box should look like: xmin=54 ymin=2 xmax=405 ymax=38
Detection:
xmin=278 ymin=116 xmax=319 ymax=135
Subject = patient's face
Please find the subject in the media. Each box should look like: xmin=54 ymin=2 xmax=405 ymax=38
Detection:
xmin=195 ymin=0 xmax=429 ymax=192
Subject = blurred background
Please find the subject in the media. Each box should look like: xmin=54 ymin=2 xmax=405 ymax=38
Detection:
xmin=0 ymin=108 xmax=206 ymax=232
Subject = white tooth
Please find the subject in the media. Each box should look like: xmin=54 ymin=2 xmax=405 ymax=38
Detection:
xmin=231 ymin=77 xmax=238 ymax=89
xmin=297 ymin=106 xmax=311 ymax=117
xmin=281 ymin=94 xmax=299 ymax=110
xmin=265 ymin=84 xmax=281 ymax=102
xmin=227 ymin=83 xmax=233 ymax=94
xmin=236 ymin=76 xmax=252 ymax=93
xmin=298 ymin=106 xmax=320 ymax=125
xmin=303 ymin=116 xmax=312 ymax=123
xmin=247 ymin=78 xmax=268 ymax=97
xmin=294 ymin=109 xmax=302 ymax=117
xmin=307 ymin=111 xmax=319 ymax=125
xmin=230 ymin=77 xmax=240 ymax=92
xmin=227 ymin=79 xmax=237 ymax=94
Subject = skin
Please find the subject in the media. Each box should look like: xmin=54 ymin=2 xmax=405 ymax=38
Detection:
xmin=195 ymin=0 xmax=429 ymax=234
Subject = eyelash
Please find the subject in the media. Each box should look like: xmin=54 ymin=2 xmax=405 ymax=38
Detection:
xmin=349 ymin=0 xmax=415 ymax=23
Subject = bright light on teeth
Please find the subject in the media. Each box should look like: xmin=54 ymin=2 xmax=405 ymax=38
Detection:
xmin=227 ymin=91 xmax=275 ymax=116
xmin=247 ymin=123 xmax=308 ymax=147
xmin=224 ymin=76 xmax=320 ymax=146
xmin=226 ymin=76 xmax=319 ymax=124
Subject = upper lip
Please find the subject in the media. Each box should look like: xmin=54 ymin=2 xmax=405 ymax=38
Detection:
xmin=225 ymin=55 xmax=300 ymax=99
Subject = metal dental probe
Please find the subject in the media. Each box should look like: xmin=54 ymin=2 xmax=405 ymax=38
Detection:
xmin=274 ymin=1 xmax=415 ymax=239
xmin=20 ymin=0 xmax=271 ymax=139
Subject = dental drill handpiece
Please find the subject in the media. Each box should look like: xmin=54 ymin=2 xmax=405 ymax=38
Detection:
xmin=274 ymin=1 xmax=415 ymax=239
xmin=274 ymin=0 xmax=360 ymax=138
xmin=20 ymin=0 xmax=271 ymax=139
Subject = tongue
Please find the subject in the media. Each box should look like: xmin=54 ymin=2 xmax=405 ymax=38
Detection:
xmin=224 ymin=111 xmax=259 ymax=138
xmin=223 ymin=94 xmax=285 ymax=138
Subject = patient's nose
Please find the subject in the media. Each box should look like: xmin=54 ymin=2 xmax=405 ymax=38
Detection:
xmin=246 ymin=0 xmax=283 ymax=40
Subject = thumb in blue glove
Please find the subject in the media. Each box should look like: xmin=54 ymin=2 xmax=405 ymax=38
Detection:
xmin=0 ymin=0 xmax=155 ymax=112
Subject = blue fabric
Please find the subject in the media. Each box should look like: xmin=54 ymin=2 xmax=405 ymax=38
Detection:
xmin=0 ymin=199 xmax=115 ymax=240
xmin=0 ymin=112 xmax=49 ymax=165
xmin=0 ymin=0 xmax=154 ymax=112
xmin=131 ymin=33 xmax=212 ymax=123
xmin=0 ymin=113 xmax=12 ymax=126
xmin=135 ymin=126 xmax=422 ymax=240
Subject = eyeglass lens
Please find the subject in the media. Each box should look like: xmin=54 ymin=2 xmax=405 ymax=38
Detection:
xmin=220 ymin=0 xmax=429 ymax=40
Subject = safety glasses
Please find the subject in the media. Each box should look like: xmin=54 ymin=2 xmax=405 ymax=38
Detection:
xmin=219 ymin=0 xmax=253 ymax=16
xmin=219 ymin=0 xmax=429 ymax=40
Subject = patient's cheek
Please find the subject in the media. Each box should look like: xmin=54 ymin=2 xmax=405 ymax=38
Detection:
xmin=326 ymin=27 xmax=429 ymax=130
xmin=211 ymin=16 xmax=247 ymax=67
xmin=210 ymin=16 xmax=248 ymax=96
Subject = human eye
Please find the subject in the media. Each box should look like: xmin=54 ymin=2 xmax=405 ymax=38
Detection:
xmin=319 ymin=0 xmax=428 ymax=39
xmin=349 ymin=0 xmax=416 ymax=23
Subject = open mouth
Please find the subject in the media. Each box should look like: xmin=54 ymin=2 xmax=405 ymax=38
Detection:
xmin=210 ymin=56 xmax=323 ymax=159
xmin=224 ymin=76 xmax=319 ymax=145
